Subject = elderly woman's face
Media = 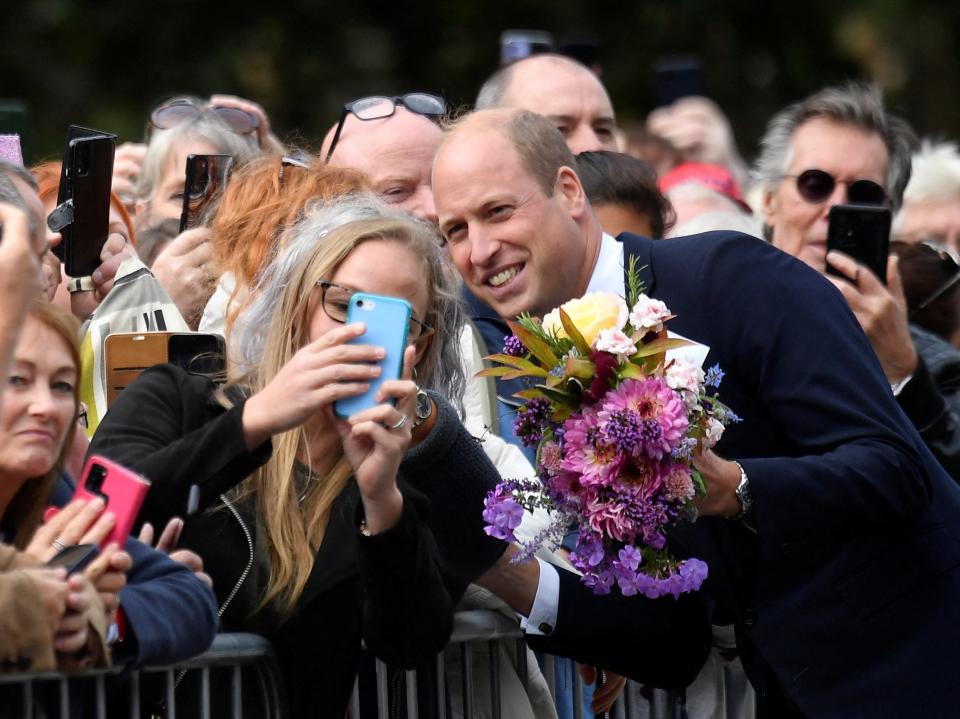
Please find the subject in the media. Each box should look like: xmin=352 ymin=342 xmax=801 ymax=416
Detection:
xmin=0 ymin=316 xmax=77 ymax=483
xmin=309 ymin=239 xmax=430 ymax=361
xmin=137 ymin=137 xmax=220 ymax=224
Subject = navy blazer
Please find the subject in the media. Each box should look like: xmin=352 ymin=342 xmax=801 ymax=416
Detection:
xmin=472 ymin=231 xmax=960 ymax=717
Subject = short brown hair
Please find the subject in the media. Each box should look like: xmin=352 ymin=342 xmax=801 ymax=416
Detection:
xmin=444 ymin=109 xmax=576 ymax=197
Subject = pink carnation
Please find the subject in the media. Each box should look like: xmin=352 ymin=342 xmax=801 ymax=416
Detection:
xmin=703 ymin=417 xmax=725 ymax=449
xmin=629 ymin=295 xmax=671 ymax=335
xmin=593 ymin=328 xmax=637 ymax=357
xmin=666 ymin=359 xmax=704 ymax=394
xmin=661 ymin=463 xmax=695 ymax=501
xmin=540 ymin=441 xmax=563 ymax=475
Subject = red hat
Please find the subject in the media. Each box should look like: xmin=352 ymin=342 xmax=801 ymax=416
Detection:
xmin=658 ymin=162 xmax=752 ymax=214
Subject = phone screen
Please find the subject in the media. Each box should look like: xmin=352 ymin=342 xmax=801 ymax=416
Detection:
xmin=168 ymin=332 xmax=226 ymax=375
xmin=826 ymin=204 xmax=892 ymax=284
xmin=179 ymin=154 xmax=234 ymax=232
xmin=46 ymin=543 xmax=99 ymax=574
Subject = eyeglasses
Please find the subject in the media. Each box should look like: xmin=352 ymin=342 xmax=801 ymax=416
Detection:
xmin=316 ymin=280 xmax=434 ymax=343
xmin=150 ymin=98 xmax=261 ymax=136
xmin=910 ymin=240 xmax=960 ymax=316
xmin=324 ymin=93 xmax=446 ymax=163
xmin=784 ymin=169 xmax=887 ymax=206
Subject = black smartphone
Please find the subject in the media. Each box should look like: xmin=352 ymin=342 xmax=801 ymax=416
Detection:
xmin=179 ymin=153 xmax=233 ymax=233
xmin=826 ymin=204 xmax=892 ymax=284
xmin=168 ymin=332 xmax=226 ymax=375
xmin=46 ymin=543 xmax=99 ymax=574
xmin=52 ymin=125 xmax=117 ymax=277
xmin=655 ymin=55 xmax=703 ymax=106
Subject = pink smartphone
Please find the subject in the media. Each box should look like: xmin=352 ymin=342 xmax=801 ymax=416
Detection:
xmin=73 ymin=455 xmax=151 ymax=548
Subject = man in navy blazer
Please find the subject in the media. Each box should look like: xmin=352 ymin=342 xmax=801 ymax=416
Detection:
xmin=432 ymin=107 xmax=960 ymax=718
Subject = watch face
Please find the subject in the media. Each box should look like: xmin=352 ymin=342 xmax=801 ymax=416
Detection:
xmin=415 ymin=391 xmax=431 ymax=421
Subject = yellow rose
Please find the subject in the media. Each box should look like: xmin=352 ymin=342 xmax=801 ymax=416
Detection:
xmin=541 ymin=292 xmax=629 ymax=347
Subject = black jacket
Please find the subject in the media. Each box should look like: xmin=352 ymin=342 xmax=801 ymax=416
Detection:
xmin=88 ymin=365 xmax=476 ymax=717
xmin=899 ymin=325 xmax=960 ymax=480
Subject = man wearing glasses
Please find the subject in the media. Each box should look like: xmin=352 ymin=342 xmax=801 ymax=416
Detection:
xmin=756 ymin=83 xmax=960 ymax=479
xmin=321 ymin=93 xmax=444 ymax=225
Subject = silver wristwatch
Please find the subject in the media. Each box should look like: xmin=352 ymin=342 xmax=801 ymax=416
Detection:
xmin=732 ymin=461 xmax=752 ymax=520
xmin=413 ymin=390 xmax=433 ymax=428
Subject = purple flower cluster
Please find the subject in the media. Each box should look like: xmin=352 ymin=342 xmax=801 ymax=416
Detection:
xmin=513 ymin=398 xmax=551 ymax=448
xmin=502 ymin=334 xmax=526 ymax=357
xmin=482 ymin=485 xmax=523 ymax=542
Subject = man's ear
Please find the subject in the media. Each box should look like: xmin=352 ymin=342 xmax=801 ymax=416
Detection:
xmin=760 ymin=187 xmax=778 ymax=228
xmin=555 ymin=166 xmax=588 ymax=219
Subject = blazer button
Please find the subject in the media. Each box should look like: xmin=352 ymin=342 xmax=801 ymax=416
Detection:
xmin=743 ymin=609 xmax=757 ymax=627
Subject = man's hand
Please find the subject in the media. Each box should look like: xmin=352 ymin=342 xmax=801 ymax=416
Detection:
xmin=150 ymin=227 xmax=217 ymax=329
xmin=692 ymin=449 xmax=742 ymax=517
xmin=826 ymin=251 xmax=918 ymax=384
xmin=112 ymin=142 xmax=146 ymax=214
xmin=646 ymin=97 xmax=748 ymax=185
xmin=139 ymin=518 xmax=213 ymax=588
xmin=209 ymin=94 xmax=284 ymax=153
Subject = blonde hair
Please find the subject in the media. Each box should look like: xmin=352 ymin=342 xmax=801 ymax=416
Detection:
xmin=229 ymin=204 xmax=462 ymax=614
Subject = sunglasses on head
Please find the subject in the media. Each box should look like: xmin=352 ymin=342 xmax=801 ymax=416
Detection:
xmin=150 ymin=98 xmax=261 ymax=136
xmin=786 ymin=169 xmax=887 ymax=206
xmin=324 ymin=93 xmax=446 ymax=163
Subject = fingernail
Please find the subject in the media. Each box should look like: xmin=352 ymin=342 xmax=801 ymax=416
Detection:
xmin=91 ymin=497 xmax=106 ymax=511
xmin=92 ymin=270 xmax=103 ymax=284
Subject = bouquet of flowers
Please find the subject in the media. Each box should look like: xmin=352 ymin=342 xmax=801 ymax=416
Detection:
xmin=479 ymin=260 xmax=737 ymax=598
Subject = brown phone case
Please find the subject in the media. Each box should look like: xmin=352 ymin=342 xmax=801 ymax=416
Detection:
xmin=103 ymin=332 xmax=173 ymax=407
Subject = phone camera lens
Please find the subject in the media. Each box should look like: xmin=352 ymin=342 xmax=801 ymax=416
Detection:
xmin=356 ymin=299 xmax=365 ymax=308
xmin=87 ymin=464 xmax=107 ymax=492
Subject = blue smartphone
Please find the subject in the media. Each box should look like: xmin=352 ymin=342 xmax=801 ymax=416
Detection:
xmin=334 ymin=292 xmax=411 ymax=420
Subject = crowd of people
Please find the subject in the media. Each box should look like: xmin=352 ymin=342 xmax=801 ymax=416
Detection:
xmin=1 ymin=45 xmax=960 ymax=719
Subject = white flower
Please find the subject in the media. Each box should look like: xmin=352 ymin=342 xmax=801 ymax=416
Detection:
xmin=593 ymin=328 xmax=637 ymax=357
xmin=666 ymin=359 xmax=705 ymax=394
xmin=629 ymin=294 xmax=671 ymax=335
xmin=703 ymin=418 xmax=725 ymax=449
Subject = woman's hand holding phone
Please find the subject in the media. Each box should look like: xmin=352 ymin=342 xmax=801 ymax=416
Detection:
xmin=241 ymin=323 xmax=385 ymax=449
xmin=27 ymin=498 xmax=115 ymax=563
xmin=333 ymin=345 xmax=417 ymax=535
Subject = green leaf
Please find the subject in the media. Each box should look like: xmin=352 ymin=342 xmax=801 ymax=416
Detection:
xmin=625 ymin=254 xmax=648 ymax=308
xmin=508 ymin=320 xmax=560 ymax=369
xmin=538 ymin=385 xmax=579 ymax=408
xmin=483 ymin=353 xmax=550 ymax=377
xmin=564 ymin=357 xmax=595 ymax=379
xmin=691 ymin=468 xmax=707 ymax=498
xmin=559 ymin=307 xmax=591 ymax=356
xmin=632 ymin=337 xmax=694 ymax=358
xmin=515 ymin=388 xmax=549 ymax=401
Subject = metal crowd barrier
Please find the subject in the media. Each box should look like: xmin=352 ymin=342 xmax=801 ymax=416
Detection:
xmin=349 ymin=610 xmax=684 ymax=719
xmin=0 ymin=633 xmax=285 ymax=719
xmin=0 ymin=615 xmax=685 ymax=718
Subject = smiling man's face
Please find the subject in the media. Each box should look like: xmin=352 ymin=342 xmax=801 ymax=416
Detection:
xmin=433 ymin=124 xmax=591 ymax=319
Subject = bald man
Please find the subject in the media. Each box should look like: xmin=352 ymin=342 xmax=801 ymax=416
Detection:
xmin=322 ymin=106 xmax=440 ymax=225
xmin=476 ymin=54 xmax=618 ymax=154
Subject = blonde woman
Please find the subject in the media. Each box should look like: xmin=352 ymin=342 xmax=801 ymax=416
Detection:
xmin=89 ymin=196 xmax=507 ymax=717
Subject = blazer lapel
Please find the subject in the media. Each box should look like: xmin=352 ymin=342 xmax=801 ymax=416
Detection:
xmin=616 ymin=233 xmax=657 ymax=298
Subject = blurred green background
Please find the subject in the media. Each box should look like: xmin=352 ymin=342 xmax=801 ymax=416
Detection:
xmin=2 ymin=0 xmax=958 ymax=164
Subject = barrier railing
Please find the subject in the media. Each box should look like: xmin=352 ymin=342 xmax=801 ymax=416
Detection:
xmin=0 ymin=614 xmax=689 ymax=718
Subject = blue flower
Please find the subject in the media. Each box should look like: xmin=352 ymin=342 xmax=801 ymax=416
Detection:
xmin=704 ymin=364 xmax=725 ymax=389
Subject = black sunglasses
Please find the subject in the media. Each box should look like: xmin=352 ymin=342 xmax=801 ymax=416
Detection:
xmin=324 ymin=93 xmax=446 ymax=163
xmin=316 ymin=280 xmax=434 ymax=343
xmin=784 ymin=169 xmax=887 ymax=206
xmin=910 ymin=241 xmax=960 ymax=316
